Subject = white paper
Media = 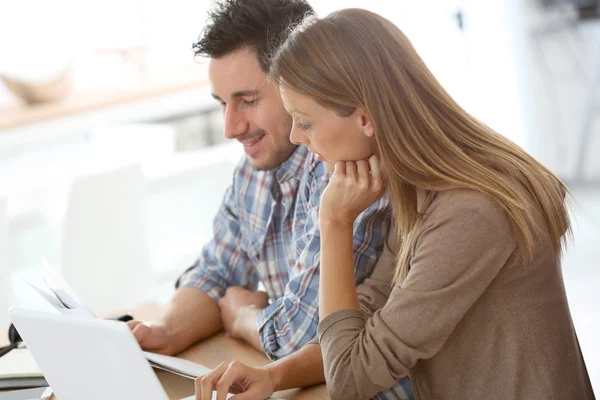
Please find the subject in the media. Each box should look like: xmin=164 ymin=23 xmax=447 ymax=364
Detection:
xmin=180 ymin=393 xmax=276 ymax=399
xmin=143 ymin=352 xmax=211 ymax=379
xmin=41 ymin=258 xmax=95 ymax=316
xmin=22 ymin=278 xmax=69 ymax=312
xmin=0 ymin=348 xmax=43 ymax=379
xmin=26 ymin=259 xmax=242 ymax=389
xmin=180 ymin=394 xmax=233 ymax=400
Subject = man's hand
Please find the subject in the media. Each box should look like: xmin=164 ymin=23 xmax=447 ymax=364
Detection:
xmin=127 ymin=321 xmax=174 ymax=356
xmin=126 ymin=288 xmax=223 ymax=356
xmin=218 ymin=287 xmax=268 ymax=349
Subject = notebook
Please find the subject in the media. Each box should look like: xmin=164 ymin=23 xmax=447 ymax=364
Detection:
xmin=0 ymin=347 xmax=47 ymax=389
xmin=0 ymin=387 xmax=48 ymax=400
xmin=0 ymin=348 xmax=42 ymax=379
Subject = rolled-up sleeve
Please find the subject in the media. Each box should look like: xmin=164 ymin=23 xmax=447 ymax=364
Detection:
xmin=178 ymin=167 xmax=258 ymax=301
xmin=257 ymin=161 xmax=390 ymax=360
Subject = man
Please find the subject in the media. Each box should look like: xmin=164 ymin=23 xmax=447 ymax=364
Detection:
xmin=128 ymin=0 xmax=388 ymax=362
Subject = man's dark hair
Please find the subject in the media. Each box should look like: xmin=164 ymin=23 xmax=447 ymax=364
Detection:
xmin=193 ymin=0 xmax=314 ymax=72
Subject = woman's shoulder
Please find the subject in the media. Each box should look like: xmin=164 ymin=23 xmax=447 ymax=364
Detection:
xmin=431 ymin=189 xmax=504 ymax=212
xmin=426 ymin=189 xmax=513 ymax=234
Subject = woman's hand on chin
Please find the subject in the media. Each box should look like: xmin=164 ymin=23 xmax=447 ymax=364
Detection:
xmin=320 ymin=155 xmax=386 ymax=226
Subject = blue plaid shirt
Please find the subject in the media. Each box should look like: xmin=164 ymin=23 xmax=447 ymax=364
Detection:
xmin=179 ymin=145 xmax=390 ymax=360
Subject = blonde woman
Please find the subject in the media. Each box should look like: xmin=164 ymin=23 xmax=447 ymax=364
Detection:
xmin=195 ymin=8 xmax=595 ymax=400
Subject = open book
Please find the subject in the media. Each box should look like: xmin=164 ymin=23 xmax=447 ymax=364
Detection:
xmin=22 ymin=259 xmax=212 ymax=381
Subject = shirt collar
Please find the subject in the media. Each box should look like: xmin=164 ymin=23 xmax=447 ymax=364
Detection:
xmin=274 ymin=145 xmax=312 ymax=184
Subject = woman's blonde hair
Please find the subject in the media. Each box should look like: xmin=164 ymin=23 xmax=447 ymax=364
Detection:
xmin=270 ymin=9 xmax=571 ymax=282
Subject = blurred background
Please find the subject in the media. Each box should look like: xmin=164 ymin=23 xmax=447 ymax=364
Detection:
xmin=0 ymin=0 xmax=598 ymax=390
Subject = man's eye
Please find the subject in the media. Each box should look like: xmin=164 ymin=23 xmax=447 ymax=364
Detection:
xmin=242 ymin=99 xmax=258 ymax=107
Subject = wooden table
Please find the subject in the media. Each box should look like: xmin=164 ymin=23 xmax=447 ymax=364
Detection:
xmin=130 ymin=304 xmax=328 ymax=400
xmin=2 ymin=304 xmax=328 ymax=399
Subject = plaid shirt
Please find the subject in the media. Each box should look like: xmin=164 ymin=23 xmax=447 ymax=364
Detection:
xmin=179 ymin=145 xmax=390 ymax=360
xmin=374 ymin=379 xmax=414 ymax=399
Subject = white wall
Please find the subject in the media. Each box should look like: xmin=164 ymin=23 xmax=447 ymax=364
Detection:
xmin=0 ymin=197 xmax=9 ymax=330
xmin=462 ymin=0 xmax=600 ymax=181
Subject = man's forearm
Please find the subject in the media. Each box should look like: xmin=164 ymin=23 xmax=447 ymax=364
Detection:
xmin=232 ymin=306 xmax=262 ymax=351
xmin=161 ymin=286 xmax=222 ymax=354
xmin=263 ymin=343 xmax=325 ymax=391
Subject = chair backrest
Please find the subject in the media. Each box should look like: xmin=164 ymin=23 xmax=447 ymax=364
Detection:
xmin=60 ymin=163 xmax=151 ymax=313
xmin=0 ymin=195 xmax=11 ymax=329
xmin=144 ymin=143 xmax=241 ymax=275
xmin=91 ymin=123 xmax=176 ymax=162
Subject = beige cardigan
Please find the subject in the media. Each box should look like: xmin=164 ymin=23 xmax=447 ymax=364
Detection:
xmin=318 ymin=190 xmax=594 ymax=400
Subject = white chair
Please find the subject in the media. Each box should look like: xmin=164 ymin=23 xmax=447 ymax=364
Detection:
xmin=90 ymin=123 xmax=176 ymax=162
xmin=143 ymin=142 xmax=241 ymax=285
xmin=0 ymin=195 xmax=11 ymax=330
xmin=59 ymin=162 xmax=151 ymax=313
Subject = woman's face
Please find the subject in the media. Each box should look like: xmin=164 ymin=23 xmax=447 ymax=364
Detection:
xmin=280 ymin=86 xmax=375 ymax=172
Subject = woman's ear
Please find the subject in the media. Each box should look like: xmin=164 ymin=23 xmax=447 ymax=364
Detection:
xmin=356 ymin=107 xmax=374 ymax=137
xmin=363 ymin=116 xmax=374 ymax=137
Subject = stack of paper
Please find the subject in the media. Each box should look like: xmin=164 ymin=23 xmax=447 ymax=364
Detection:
xmin=0 ymin=347 xmax=47 ymax=390
xmin=0 ymin=387 xmax=49 ymax=400
xmin=22 ymin=259 xmax=217 ymax=382
xmin=143 ymin=351 xmax=211 ymax=379
xmin=22 ymin=259 xmax=95 ymax=318
xmin=182 ymin=394 xmax=234 ymax=400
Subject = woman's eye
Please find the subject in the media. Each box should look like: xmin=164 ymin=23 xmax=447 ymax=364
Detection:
xmin=296 ymin=121 xmax=311 ymax=131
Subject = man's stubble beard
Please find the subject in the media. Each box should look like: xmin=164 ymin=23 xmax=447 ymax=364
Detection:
xmin=251 ymin=115 xmax=296 ymax=171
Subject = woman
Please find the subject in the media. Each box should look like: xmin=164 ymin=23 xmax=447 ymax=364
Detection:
xmin=195 ymin=8 xmax=594 ymax=400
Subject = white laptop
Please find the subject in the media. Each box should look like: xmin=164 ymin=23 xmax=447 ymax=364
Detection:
xmin=8 ymin=308 xmax=226 ymax=400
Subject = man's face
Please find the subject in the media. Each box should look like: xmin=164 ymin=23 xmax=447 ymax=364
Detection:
xmin=209 ymin=47 xmax=296 ymax=170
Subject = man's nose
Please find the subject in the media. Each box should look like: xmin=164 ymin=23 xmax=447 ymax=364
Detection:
xmin=223 ymin=107 xmax=249 ymax=139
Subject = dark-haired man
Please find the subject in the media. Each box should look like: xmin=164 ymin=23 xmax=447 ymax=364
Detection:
xmin=129 ymin=1 xmax=411 ymax=398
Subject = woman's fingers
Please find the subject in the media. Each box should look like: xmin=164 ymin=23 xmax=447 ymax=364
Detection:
xmin=356 ymin=159 xmax=371 ymax=182
xmin=334 ymin=161 xmax=346 ymax=176
xmin=345 ymin=161 xmax=358 ymax=181
xmin=347 ymin=158 xmax=381 ymax=189
xmin=215 ymin=361 xmax=246 ymax=400
xmin=196 ymin=362 xmax=229 ymax=400
xmin=333 ymin=157 xmax=383 ymax=188
xmin=321 ymin=156 xmax=385 ymax=224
